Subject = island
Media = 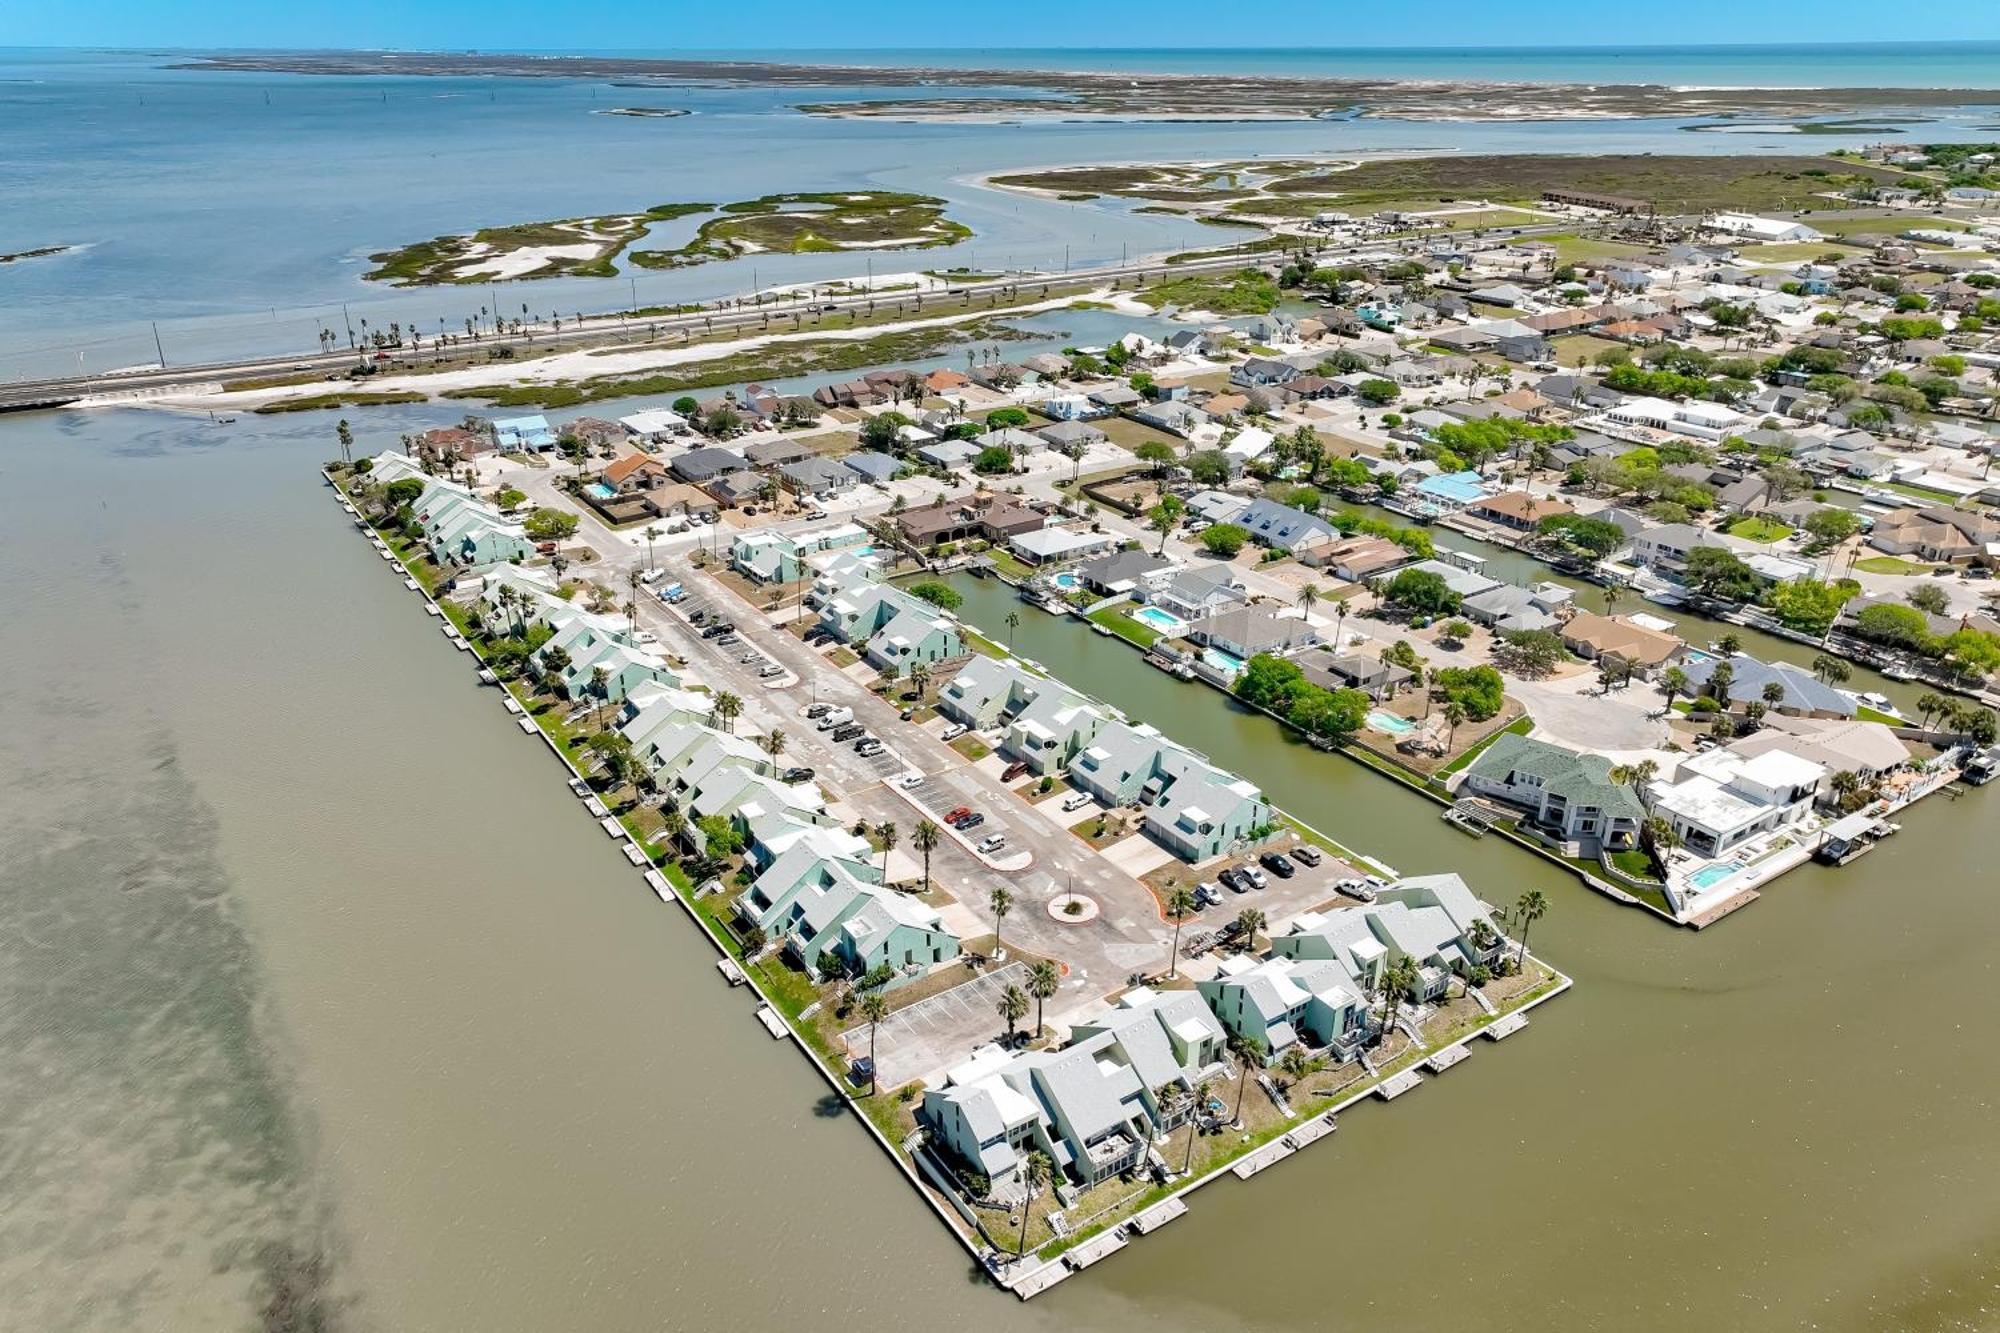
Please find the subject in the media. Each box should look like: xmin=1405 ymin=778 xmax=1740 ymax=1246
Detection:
xmin=364 ymin=191 xmax=971 ymax=285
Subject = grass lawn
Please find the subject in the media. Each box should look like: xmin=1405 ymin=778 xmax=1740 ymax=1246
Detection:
xmin=1087 ymin=606 xmax=1161 ymax=648
xmin=1856 ymin=704 xmax=1902 ymax=724
xmin=1609 ymin=848 xmax=1663 ymax=881
xmin=1727 ymin=516 xmax=1794 ymax=543
xmin=1550 ymin=333 xmax=1626 ymax=368
xmin=982 ymin=547 xmax=1036 ymax=581
xmin=1853 ymin=555 xmax=1933 ymax=575
xmin=1539 ymin=233 xmax=1655 ymax=266
xmin=950 ymin=734 xmax=992 ymax=762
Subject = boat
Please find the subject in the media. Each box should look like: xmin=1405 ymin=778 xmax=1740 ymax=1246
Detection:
xmin=1883 ymin=662 xmax=1918 ymax=682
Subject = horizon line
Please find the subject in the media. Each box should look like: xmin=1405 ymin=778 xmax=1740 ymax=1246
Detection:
xmin=12 ymin=37 xmax=2000 ymax=55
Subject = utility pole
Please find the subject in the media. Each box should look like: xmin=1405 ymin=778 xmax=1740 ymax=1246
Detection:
xmin=152 ymin=321 xmax=166 ymax=368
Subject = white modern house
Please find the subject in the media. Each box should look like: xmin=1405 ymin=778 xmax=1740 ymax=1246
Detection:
xmin=1647 ymin=748 xmax=1825 ymax=861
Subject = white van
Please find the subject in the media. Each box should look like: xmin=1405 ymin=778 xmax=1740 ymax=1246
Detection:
xmin=815 ymin=706 xmax=853 ymax=730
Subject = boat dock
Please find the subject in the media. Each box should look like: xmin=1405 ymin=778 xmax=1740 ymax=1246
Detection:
xmin=1375 ymin=1069 xmax=1425 ymax=1101
xmin=598 ymin=816 xmax=623 ymax=838
xmin=1230 ymin=1139 xmax=1296 ymax=1180
xmin=716 ymin=958 xmax=746 ymax=986
xmin=1423 ymin=1045 xmax=1470 ymax=1076
xmin=1126 ymin=1198 xmax=1187 ymax=1235
xmin=1283 ymin=1113 xmax=1337 ymax=1151
xmin=753 ymin=1005 xmax=787 ymax=1039
xmin=1063 ymin=1229 xmax=1129 ymax=1271
xmin=1484 ymin=1013 xmax=1529 ymax=1042
xmin=1442 ymin=800 xmax=1497 ymax=837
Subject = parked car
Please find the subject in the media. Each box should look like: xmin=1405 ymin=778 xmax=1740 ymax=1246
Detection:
xmin=940 ymin=723 xmax=968 ymax=740
xmin=1061 ymin=792 xmax=1094 ymax=812
xmin=944 ymin=806 xmax=972 ymax=825
xmin=805 ymin=703 xmax=831 ymax=718
xmin=781 ymin=767 xmax=814 ymax=783
xmin=899 ymin=773 xmax=925 ymax=789
xmin=1259 ymin=851 xmax=1296 ymax=878
xmin=689 ymin=610 xmax=710 ymax=626
xmin=1220 ymin=869 xmax=1249 ymax=894
xmin=977 ymin=834 xmax=1008 ymax=854
xmin=1292 ymin=845 xmax=1323 ymax=868
xmin=1195 ymin=881 xmax=1224 ymax=907
xmin=1242 ymin=865 xmax=1268 ymax=889
xmin=816 ymin=707 xmax=853 ymax=730
xmin=831 ymin=723 xmax=864 ymax=742
xmin=699 ymin=622 xmax=734 ymax=639
xmin=1000 ymin=760 xmax=1031 ymax=782
xmin=758 ymin=664 xmax=784 ymax=679
xmin=953 ymin=812 xmax=985 ymax=831
xmin=855 ymin=739 xmax=884 ymax=757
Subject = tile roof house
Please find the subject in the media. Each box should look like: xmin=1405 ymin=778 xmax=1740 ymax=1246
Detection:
xmin=1148 ymin=564 xmax=1249 ymax=621
xmin=1185 ymin=605 xmax=1319 ymax=659
xmin=1559 ymin=613 xmax=1685 ymax=675
xmin=1682 ymin=652 xmax=1854 ymax=718
xmin=1458 ymin=732 xmax=1645 ymax=850
xmin=1236 ymin=498 xmax=1338 ymax=552
xmin=1465 ymin=491 xmax=1574 ymax=533
xmin=1867 ymin=505 xmax=2000 ymax=564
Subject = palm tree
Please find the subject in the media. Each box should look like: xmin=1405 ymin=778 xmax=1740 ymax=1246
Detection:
xmin=989 ymin=885 xmax=1014 ymax=960
xmin=1660 ymin=666 xmax=1689 ymax=710
xmin=1228 ymin=1034 xmax=1266 ymax=1125
xmin=1829 ymin=769 xmax=1863 ymax=807
xmin=997 ymin=983 xmax=1029 ymax=1043
xmin=1277 ymin=1044 xmax=1314 ymax=1093
xmin=1183 ymin=1077 xmax=1213 ymax=1173
xmin=1376 ymin=956 xmax=1419 ymax=1046
xmin=1026 ymin=960 xmax=1060 ymax=1038
xmin=909 ymin=660 xmax=932 ymax=702
xmin=1442 ymin=700 xmax=1467 ymax=750
xmin=642 ymin=524 xmax=663 ymax=573
xmin=911 ymin=819 xmax=941 ymax=891
xmin=1234 ymin=906 xmax=1265 ymax=953
xmin=1296 ymin=584 xmax=1320 ymax=623
xmin=1812 ymin=654 xmax=1850 ymax=686
xmin=1004 ymin=610 xmax=1021 ymax=651
xmin=1163 ymin=884 xmax=1197 ymax=979
xmin=875 ymin=820 xmax=898 ymax=880
xmin=1761 ymin=680 xmax=1787 ymax=712
xmin=1333 ymin=597 xmax=1349 ymax=649
xmin=1016 ymin=1150 xmax=1052 ymax=1257
xmin=762 ymin=728 xmax=787 ymax=768
xmin=858 ymin=990 xmax=888 ymax=1095
xmin=1513 ymin=889 xmax=1548 ymax=969
xmin=335 ymin=418 xmax=354 ymax=467
xmin=589 ymin=666 xmax=612 ymax=726
xmin=1718 ymin=633 xmax=1742 ymax=657
xmin=1916 ymin=692 xmax=1944 ymax=731
xmin=711 ymin=690 xmax=742 ymax=733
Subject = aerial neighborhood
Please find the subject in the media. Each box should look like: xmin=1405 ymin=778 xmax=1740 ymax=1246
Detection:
xmin=334 ymin=139 xmax=2000 ymax=1295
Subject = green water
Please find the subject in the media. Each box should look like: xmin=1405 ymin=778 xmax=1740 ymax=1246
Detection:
xmin=945 ymin=571 xmax=2000 ymax=1332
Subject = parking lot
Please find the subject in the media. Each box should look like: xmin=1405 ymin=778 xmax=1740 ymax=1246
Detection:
xmin=842 ymin=961 xmax=1029 ymax=1088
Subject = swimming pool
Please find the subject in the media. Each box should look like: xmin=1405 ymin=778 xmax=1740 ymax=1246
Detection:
xmin=585 ymin=482 xmax=618 ymax=500
xmin=1202 ymin=647 xmax=1246 ymax=675
xmin=1367 ymin=709 xmax=1417 ymax=736
xmin=1051 ymin=571 xmax=1081 ymax=591
xmin=1688 ymin=860 xmax=1745 ymax=890
xmin=1132 ymin=606 xmax=1189 ymax=636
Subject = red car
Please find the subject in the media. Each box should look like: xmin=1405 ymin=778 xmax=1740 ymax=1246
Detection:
xmin=944 ymin=806 xmax=972 ymax=824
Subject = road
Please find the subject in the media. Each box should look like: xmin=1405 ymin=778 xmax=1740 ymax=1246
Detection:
xmin=0 ymin=223 xmax=1565 ymax=411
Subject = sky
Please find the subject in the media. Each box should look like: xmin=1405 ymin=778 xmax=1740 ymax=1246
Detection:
xmin=5 ymin=1 xmax=1996 ymax=51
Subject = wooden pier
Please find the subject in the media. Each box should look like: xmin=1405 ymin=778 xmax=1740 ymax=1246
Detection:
xmin=1127 ymin=1198 xmax=1187 ymax=1235
xmin=1423 ymin=1045 xmax=1470 ymax=1076
xmin=1375 ymin=1069 xmax=1425 ymax=1101
xmin=1483 ymin=1013 xmax=1529 ymax=1042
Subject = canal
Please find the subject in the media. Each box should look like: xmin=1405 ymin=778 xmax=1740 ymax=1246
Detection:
xmin=1 ymin=402 xmax=1994 ymax=1333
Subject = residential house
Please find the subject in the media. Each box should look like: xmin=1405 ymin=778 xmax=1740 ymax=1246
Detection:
xmin=1236 ymin=498 xmax=1338 ymax=553
xmin=817 ymin=575 xmax=963 ymax=672
xmin=1465 ymin=491 xmax=1573 ymax=533
xmin=1076 ymin=548 xmax=1174 ymax=597
xmin=493 ymin=414 xmax=557 ymax=451
xmin=1301 ymin=652 xmax=1413 ymax=702
xmin=1559 ymin=613 xmax=1685 ymax=676
xmin=1648 ymin=748 xmax=1825 ymax=861
xmin=1148 ymin=564 xmax=1250 ymax=622
xmin=1681 ymin=653 xmax=1855 ymax=718
xmin=1867 ymin=504 xmax=2000 ymax=564
xmin=736 ymin=846 xmax=959 ymax=986
xmin=1307 ymin=534 xmax=1411 ymax=583
xmin=842 ymin=451 xmax=903 ymax=486
xmin=1457 ymin=732 xmax=1646 ymax=849
xmin=778 ymin=456 xmax=858 ymax=500
xmin=731 ymin=523 xmax=872 ymax=585
xmin=1198 ymin=954 xmax=1370 ymax=1063
xmin=1461 ymin=581 xmax=1571 ymax=633
xmin=1010 ymin=526 xmax=1116 ymax=566
xmin=1067 ymin=722 xmax=1268 ymax=862
xmin=1185 ymin=605 xmax=1319 ymax=659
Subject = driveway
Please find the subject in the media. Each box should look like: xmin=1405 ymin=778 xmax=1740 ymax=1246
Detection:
xmin=843 ymin=962 xmax=1029 ymax=1088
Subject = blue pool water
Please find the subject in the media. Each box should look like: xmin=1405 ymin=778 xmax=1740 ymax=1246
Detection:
xmin=1202 ymin=647 xmax=1246 ymax=675
xmin=1052 ymin=571 xmax=1081 ymax=591
xmin=1367 ymin=709 xmax=1417 ymax=736
xmin=1415 ymin=471 xmax=1491 ymax=506
xmin=585 ymin=482 xmax=618 ymax=500
xmin=1133 ymin=606 xmax=1189 ymax=635
xmin=1689 ymin=861 xmax=1745 ymax=890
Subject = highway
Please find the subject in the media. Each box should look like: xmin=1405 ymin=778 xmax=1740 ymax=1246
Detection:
xmin=0 ymin=222 xmax=1563 ymax=412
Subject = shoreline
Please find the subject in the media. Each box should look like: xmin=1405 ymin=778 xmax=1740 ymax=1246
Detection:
xmin=171 ymin=53 xmax=2000 ymax=125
